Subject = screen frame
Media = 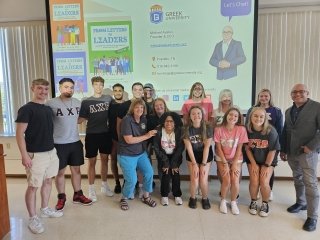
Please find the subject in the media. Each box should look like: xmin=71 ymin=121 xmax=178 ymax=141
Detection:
xmin=45 ymin=0 xmax=258 ymax=110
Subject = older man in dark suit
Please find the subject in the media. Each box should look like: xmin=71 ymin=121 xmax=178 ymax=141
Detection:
xmin=280 ymin=83 xmax=320 ymax=232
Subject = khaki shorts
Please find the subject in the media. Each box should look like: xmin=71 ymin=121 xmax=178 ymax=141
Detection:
xmin=26 ymin=148 xmax=59 ymax=188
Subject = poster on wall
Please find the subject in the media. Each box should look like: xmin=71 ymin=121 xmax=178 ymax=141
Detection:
xmin=47 ymin=0 xmax=257 ymax=111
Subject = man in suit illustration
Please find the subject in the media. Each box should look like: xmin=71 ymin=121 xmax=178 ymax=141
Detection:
xmin=209 ymin=26 xmax=246 ymax=80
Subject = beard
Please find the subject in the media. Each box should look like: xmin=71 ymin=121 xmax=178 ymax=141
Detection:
xmin=115 ymin=95 xmax=123 ymax=101
xmin=63 ymin=93 xmax=72 ymax=98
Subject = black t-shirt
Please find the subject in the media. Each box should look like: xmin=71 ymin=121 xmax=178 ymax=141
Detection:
xmin=109 ymin=100 xmax=122 ymax=140
xmin=15 ymin=102 xmax=54 ymax=152
xmin=79 ymin=95 xmax=112 ymax=134
xmin=118 ymin=115 xmax=148 ymax=156
xmin=246 ymin=127 xmax=280 ymax=165
xmin=117 ymin=100 xmax=132 ymax=120
xmin=185 ymin=125 xmax=214 ymax=162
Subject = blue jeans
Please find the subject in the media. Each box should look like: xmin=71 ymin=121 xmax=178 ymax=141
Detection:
xmin=118 ymin=152 xmax=154 ymax=198
xmin=288 ymin=152 xmax=319 ymax=219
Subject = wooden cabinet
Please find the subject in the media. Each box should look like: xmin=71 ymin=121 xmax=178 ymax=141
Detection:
xmin=0 ymin=144 xmax=10 ymax=239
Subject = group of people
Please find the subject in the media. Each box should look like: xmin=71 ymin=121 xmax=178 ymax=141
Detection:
xmin=16 ymin=78 xmax=320 ymax=234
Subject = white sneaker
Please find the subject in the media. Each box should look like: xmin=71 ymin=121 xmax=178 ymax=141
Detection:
xmin=231 ymin=201 xmax=240 ymax=215
xmin=101 ymin=183 xmax=114 ymax=197
xmin=161 ymin=197 xmax=169 ymax=206
xmin=257 ymin=190 xmax=261 ymax=199
xmin=175 ymin=197 xmax=183 ymax=205
xmin=40 ymin=207 xmax=63 ymax=218
xmin=220 ymin=199 xmax=228 ymax=214
xmin=28 ymin=216 xmax=44 ymax=234
xmin=269 ymin=191 xmax=273 ymax=201
xmin=89 ymin=188 xmax=97 ymax=202
xmin=138 ymin=186 xmax=144 ymax=199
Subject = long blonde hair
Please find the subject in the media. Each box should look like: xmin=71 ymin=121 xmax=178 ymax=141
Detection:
xmin=218 ymin=89 xmax=234 ymax=112
xmin=246 ymin=107 xmax=271 ymax=135
xmin=255 ymin=89 xmax=275 ymax=107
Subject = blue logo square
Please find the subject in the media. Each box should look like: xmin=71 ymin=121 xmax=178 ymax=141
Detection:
xmin=173 ymin=95 xmax=179 ymax=101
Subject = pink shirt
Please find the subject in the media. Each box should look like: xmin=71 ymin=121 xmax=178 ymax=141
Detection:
xmin=181 ymin=98 xmax=214 ymax=122
xmin=214 ymin=125 xmax=248 ymax=161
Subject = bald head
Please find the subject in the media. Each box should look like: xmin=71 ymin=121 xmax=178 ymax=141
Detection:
xmin=291 ymin=83 xmax=309 ymax=107
xmin=222 ymin=26 xmax=233 ymax=42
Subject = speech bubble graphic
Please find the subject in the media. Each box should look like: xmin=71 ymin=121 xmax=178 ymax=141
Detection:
xmin=221 ymin=0 xmax=251 ymax=21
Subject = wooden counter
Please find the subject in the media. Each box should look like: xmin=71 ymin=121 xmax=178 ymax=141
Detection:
xmin=0 ymin=144 xmax=10 ymax=238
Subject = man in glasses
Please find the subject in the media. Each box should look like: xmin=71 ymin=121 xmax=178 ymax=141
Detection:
xmin=280 ymin=83 xmax=320 ymax=232
xmin=209 ymin=25 xmax=246 ymax=80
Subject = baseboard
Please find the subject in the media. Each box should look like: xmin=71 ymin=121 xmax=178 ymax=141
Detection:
xmin=5 ymin=174 xmax=319 ymax=181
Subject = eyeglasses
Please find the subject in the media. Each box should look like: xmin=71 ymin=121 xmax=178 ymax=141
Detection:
xmin=291 ymin=90 xmax=308 ymax=95
xmin=193 ymin=87 xmax=203 ymax=91
xmin=223 ymin=31 xmax=233 ymax=34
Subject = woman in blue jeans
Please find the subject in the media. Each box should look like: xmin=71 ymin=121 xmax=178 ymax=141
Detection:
xmin=118 ymin=98 xmax=157 ymax=210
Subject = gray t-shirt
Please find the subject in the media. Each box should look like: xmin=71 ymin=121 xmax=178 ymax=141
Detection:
xmin=118 ymin=115 xmax=148 ymax=156
xmin=46 ymin=97 xmax=81 ymax=144
xmin=79 ymin=95 xmax=112 ymax=134
xmin=247 ymin=126 xmax=280 ymax=165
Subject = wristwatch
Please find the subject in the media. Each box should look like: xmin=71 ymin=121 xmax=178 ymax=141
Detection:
xmin=263 ymin=163 xmax=271 ymax=167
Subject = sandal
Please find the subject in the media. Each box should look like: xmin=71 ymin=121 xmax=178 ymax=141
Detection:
xmin=120 ymin=199 xmax=129 ymax=211
xmin=142 ymin=196 xmax=157 ymax=208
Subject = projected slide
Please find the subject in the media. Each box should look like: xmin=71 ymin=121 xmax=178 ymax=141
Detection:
xmin=47 ymin=0 xmax=257 ymax=111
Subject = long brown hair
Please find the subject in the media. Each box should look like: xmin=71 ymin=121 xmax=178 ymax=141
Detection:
xmin=221 ymin=107 xmax=243 ymax=126
xmin=188 ymin=82 xmax=206 ymax=99
xmin=183 ymin=105 xmax=209 ymax=141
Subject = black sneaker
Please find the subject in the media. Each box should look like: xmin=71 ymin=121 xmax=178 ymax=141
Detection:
xmin=201 ymin=198 xmax=211 ymax=210
xmin=188 ymin=197 xmax=197 ymax=209
xmin=248 ymin=200 xmax=258 ymax=215
xmin=114 ymin=183 xmax=121 ymax=194
xmin=259 ymin=202 xmax=269 ymax=217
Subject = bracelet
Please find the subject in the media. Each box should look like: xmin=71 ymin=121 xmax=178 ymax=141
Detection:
xmin=201 ymin=162 xmax=207 ymax=166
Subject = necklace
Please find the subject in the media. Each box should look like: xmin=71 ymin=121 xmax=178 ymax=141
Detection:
xmin=59 ymin=96 xmax=73 ymax=108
